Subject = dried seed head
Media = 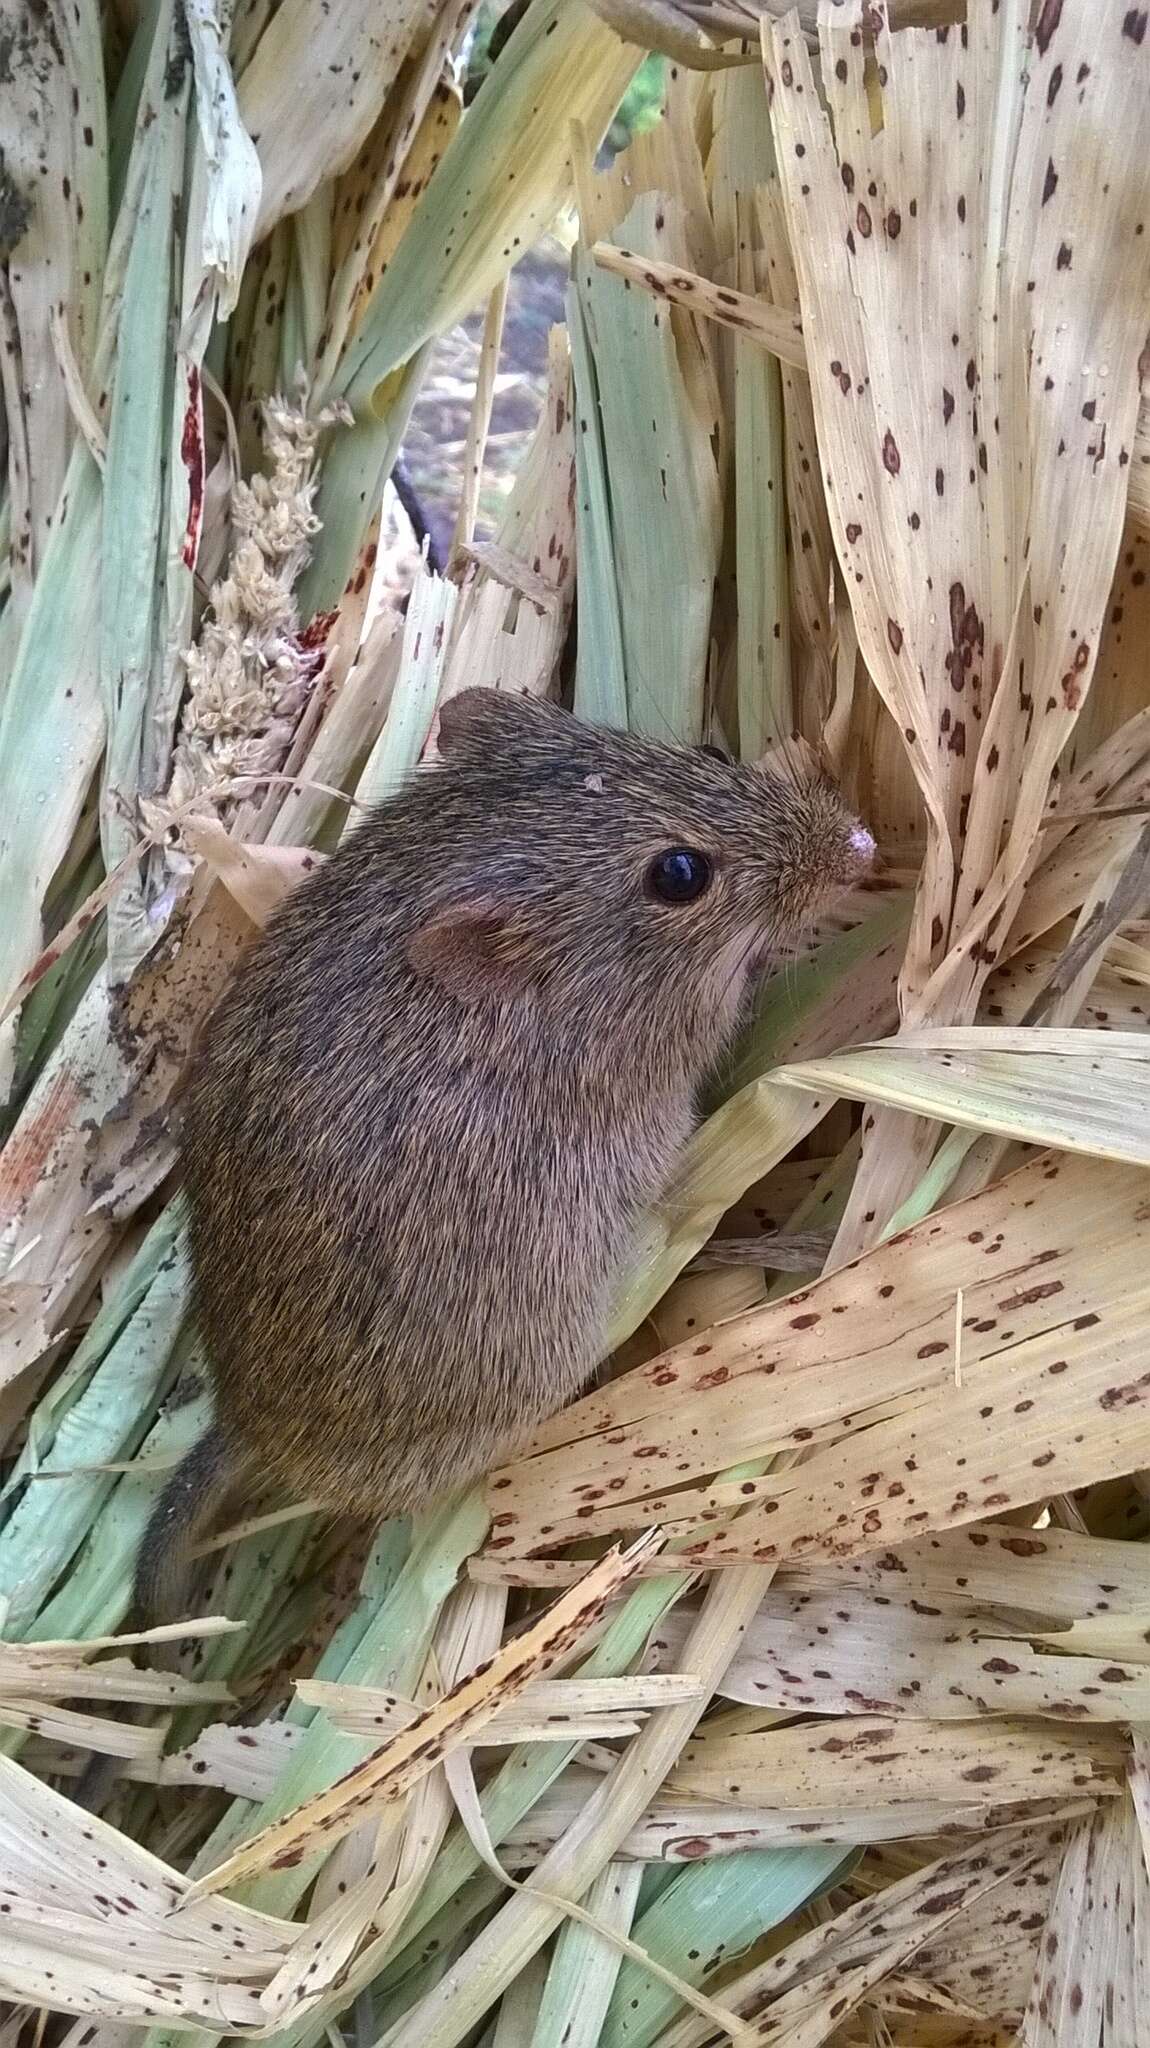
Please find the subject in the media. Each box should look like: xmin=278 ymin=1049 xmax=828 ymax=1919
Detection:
xmin=167 ymin=391 xmax=350 ymax=815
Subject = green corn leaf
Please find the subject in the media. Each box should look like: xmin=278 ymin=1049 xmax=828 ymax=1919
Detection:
xmin=0 ymin=446 xmax=106 ymax=1098
xmin=99 ymin=50 xmax=185 ymax=973
xmin=734 ymin=329 xmax=790 ymax=753
xmin=531 ymin=1863 xmax=643 ymax=2048
xmin=299 ymin=346 xmax=430 ymax=616
xmin=570 ymin=271 xmax=628 ymax=730
xmin=0 ymin=0 xmax=182 ymax=1080
xmin=24 ymin=1385 xmax=211 ymax=1649
xmin=599 ymin=1845 xmax=850 ymax=2048
xmin=775 ymin=1029 xmax=1150 ymax=1167
xmin=2 ymin=1201 xmax=185 ymax=1494
xmin=336 ymin=1 xmax=640 ymax=411
xmin=569 ymin=194 xmax=721 ymax=745
xmin=0 ymin=1231 xmax=188 ymax=1634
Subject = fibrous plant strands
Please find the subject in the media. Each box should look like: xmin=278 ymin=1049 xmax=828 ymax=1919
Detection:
xmin=443 ymin=328 xmax=577 ymax=705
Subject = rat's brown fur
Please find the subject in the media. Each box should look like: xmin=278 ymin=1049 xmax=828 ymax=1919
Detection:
xmin=136 ymin=689 xmax=871 ymax=1627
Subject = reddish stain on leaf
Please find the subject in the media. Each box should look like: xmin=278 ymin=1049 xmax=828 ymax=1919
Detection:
xmin=0 ymin=1071 xmax=83 ymax=1206
xmin=298 ymin=609 xmax=337 ymax=655
xmin=1060 ymin=639 xmax=1090 ymax=708
xmin=180 ymin=365 xmax=204 ymax=571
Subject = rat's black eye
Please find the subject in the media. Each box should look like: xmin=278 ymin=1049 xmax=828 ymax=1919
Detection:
xmin=645 ymin=847 xmax=713 ymax=904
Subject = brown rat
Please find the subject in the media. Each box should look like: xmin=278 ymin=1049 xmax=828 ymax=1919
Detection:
xmin=135 ymin=687 xmax=873 ymax=1635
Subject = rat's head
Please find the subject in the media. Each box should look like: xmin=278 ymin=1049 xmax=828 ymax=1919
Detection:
xmin=406 ymin=690 xmax=873 ymax=1056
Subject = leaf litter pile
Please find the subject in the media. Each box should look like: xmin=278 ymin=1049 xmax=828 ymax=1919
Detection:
xmin=1 ymin=2 xmax=1150 ymax=2044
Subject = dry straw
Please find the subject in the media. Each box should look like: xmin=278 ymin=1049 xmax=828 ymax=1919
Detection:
xmin=1 ymin=2 xmax=1150 ymax=2046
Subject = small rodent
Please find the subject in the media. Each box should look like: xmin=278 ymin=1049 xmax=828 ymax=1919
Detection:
xmin=137 ymin=688 xmax=874 ymax=1633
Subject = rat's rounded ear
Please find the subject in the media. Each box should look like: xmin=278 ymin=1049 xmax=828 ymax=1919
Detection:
xmin=436 ymin=688 xmax=570 ymax=763
xmin=406 ymin=899 xmax=542 ymax=1003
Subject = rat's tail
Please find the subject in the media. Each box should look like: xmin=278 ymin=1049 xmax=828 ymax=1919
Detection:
xmin=72 ymin=1426 xmax=232 ymax=1814
xmin=134 ymin=1423 xmax=232 ymax=1647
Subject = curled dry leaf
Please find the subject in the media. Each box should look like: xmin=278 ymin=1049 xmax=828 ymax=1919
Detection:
xmin=239 ymin=0 xmax=433 ymax=241
xmin=180 ymin=815 xmax=327 ymax=928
